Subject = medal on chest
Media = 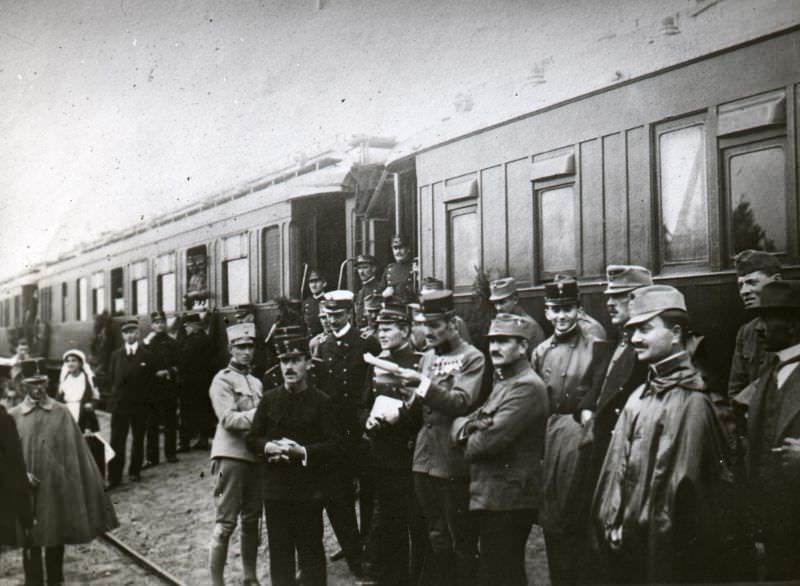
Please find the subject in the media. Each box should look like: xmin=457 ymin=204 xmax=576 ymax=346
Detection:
xmin=432 ymin=355 xmax=465 ymax=377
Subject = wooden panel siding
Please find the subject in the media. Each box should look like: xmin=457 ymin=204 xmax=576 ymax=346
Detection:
xmin=626 ymin=125 xmax=652 ymax=267
xmin=506 ymin=157 xmax=535 ymax=286
xmin=480 ymin=165 xmax=506 ymax=275
xmin=603 ymin=132 xmax=627 ymax=265
xmin=580 ymin=138 xmax=604 ymax=277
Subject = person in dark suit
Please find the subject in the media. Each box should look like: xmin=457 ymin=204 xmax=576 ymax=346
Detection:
xmin=179 ymin=312 xmax=216 ymax=451
xmin=144 ymin=311 xmax=181 ymax=466
xmin=247 ymin=332 xmax=343 ymax=586
xmin=302 ymin=269 xmax=327 ymax=338
xmin=745 ymin=280 xmax=800 ymax=580
xmin=108 ymin=319 xmax=156 ymax=487
xmin=315 ymin=290 xmax=380 ymax=577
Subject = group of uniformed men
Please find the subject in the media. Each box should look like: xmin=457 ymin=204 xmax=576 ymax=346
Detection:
xmin=200 ymin=230 xmax=800 ymax=586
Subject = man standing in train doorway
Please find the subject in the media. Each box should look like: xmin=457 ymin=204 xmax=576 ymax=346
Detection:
xmin=382 ymin=234 xmax=416 ymax=303
xmin=489 ymin=277 xmax=545 ymax=351
xmin=354 ymin=254 xmax=383 ymax=328
xmin=179 ymin=312 xmax=216 ymax=452
xmin=302 ymin=269 xmax=327 ymax=338
xmin=397 ymin=289 xmax=485 ymax=586
xmin=729 ymin=250 xmax=782 ymax=398
xmin=143 ymin=311 xmax=180 ymax=468
xmin=315 ymin=290 xmax=380 ymax=577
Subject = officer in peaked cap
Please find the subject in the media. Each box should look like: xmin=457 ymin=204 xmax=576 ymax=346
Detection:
xmin=143 ymin=310 xmax=180 ymax=467
xmin=729 ymin=250 xmax=783 ymax=398
xmin=745 ymin=280 xmax=800 ymax=580
xmin=247 ymin=329 xmax=343 ymax=586
xmin=396 ymin=289 xmax=485 ymax=585
xmin=303 ymin=269 xmax=328 ymax=338
xmin=489 ymin=277 xmax=545 ymax=351
xmin=355 ymin=255 xmax=383 ymax=329
xmin=359 ymin=297 xmax=427 ymax=585
xmin=315 ymin=289 xmax=380 ymax=576
xmin=553 ymin=274 xmax=607 ymax=340
xmin=533 ymin=277 xmax=606 ymax=586
xmin=382 ymin=234 xmax=417 ymax=304
xmin=360 ymin=294 xmax=383 ymax=342
xmin=452 ymin=312 xmax=548 ymax=586
xmin=207 ymin=322 xmax=263 ymax=585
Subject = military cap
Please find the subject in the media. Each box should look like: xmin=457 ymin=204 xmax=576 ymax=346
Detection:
xmin=734 ymin=249 xmax=781 ymax=277
xmin=488 ymin=313 xmax=537 ymax=340
xmin=414 ymin=290 xmax=455 ymax=322
xmin=604 ymin=265 xmax=653 ymax=295
xmin=307 ymin=269 xmax=325 ymax=282
xmin=183 ymin=312 xmax=202 ymax=324
xmin=355 ymin=254 xmax=377 ymax=268
xmin=121 ymin=319 xmax=139 ymax=332
xmin=757 ymin=280 xmax=800 ymax=311
xmin=489 ymin=277 xmax=517 ymax=301
xmin=376 ymin=299 xmax=409 ymax=324
xmin=227 ymin=323 xmax=256 ymax=345
xmin=420 ymin=276 xmax=445 ymax=292
xmin=364 ymin=294 xmax=383 ymax=312
xmin=274 ymin=334 xmax=309 ymax=359
xmin=626 ymin=285 xmax=687 ymax=327
xmin=150 ymin=311 xmax=167 ymax=322
xmin=323 ymin=290 xmax=354 ymax=313
xmin=544 ymin=278 xmax=579 ymax=306
xmin=21 ymin=359 xmax=48 ymax=385
xmin=391 ymin=234 xmax=409 ymax=247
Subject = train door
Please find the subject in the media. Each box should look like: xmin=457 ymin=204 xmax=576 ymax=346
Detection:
xmin=291 ymin=195 xmax=347 ymax=296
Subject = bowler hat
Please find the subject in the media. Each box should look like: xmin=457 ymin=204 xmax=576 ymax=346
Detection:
xmin=227 ymin=323 xmax=255 ymax=346
xmin=355 ymin=254 xmax=377 ymax=268
xmin=604 ymin=265 xmax=653 ymax=295
xmin=414 ymin=290 xmax=455 ymax=322
xmin=121 ymin=319 xmax=139 ymax=332
xmin=489 ymin=277 xmax=517 ymax=302
xmin=734 ymin=250 xmax=781 ymax=277
xmin=488 ymin=313 xmax=536 ymax=340
xmin=626 ymin=285 xmax=687 ymax=327
xmin=758 ymin=280 xmax=800 ymax=311
xmin=323 ymin=290 xmax=354 ymax=313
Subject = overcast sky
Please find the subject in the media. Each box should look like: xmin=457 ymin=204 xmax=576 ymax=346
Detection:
xmin=1 ymin=0 xmax=793 ymax=281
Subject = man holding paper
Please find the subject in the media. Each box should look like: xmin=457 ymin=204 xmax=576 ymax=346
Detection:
xmin=359 ymin=299 xmax=427 ymax=586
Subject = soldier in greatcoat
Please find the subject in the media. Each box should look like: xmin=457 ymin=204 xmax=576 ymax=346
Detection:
xmin=314 ymin=290 xmax=380 ymax=576
xmin=143 ymin=311 xmax=180 ymax=466
xmin=359 ymin=299 xmax=427 ymax=586
xmin=396 ymin=289 xmax=485 ymax=586
xmin=452 ymin=313 xmax=548 ymax=586
xmin=247 ymin=331 xmax=344 ymax=586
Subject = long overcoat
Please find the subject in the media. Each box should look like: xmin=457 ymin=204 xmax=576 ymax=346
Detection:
xmin=0 ymin=405 xmax=32 ymax=545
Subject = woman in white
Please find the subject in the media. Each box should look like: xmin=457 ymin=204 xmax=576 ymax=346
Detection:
xmin=58 ymin=349 xmax=105 ymax=476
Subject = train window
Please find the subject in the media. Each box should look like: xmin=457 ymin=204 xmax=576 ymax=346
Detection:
xmin=111 ymin=268 xmax=125 ymax=315
xmin=130 ymin=260 xmax=148 ymax=316
xmin=156 ymin=253 xmax=177 ymax=312
xmin=61 ymin=282 xmax=68 ymax=322
xmin=13 ymin=295 xmax=21 ymax=326
xmin=222 ymin=234 xmax=249 ymax=306
xmin=448 ymin=204 xmax=480 ymax=290
xmin=353 ymin=213 xmax=366 ymax=256
xmin=261 ymin=226 xmax=281 ymax=302
xmin=186 ymin=245 xmax=209 ymax=307
xmin=655 ymin=120 xmax=709 ymax=266
xmin=537 ymin=185 xmax=577 ymax=277
xmin=91 ymin=271 xmax=105 ymax=316
xmin=40 ymin=287 xmax=51 ymax=322
xmin=76 ymin=277 xmax=89 ymax=321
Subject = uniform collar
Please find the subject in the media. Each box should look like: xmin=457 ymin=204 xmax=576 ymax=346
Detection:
xmin=362 ymin=276 xmax=376 ymax=285
xmin=776 ymin=342 xmax=800 ymax=366
xmin=228 ymin=361 xmax=251 ymax=375
xmin=333 ymin=322 xmax=352 ymax=339
xmin=125 ymin=342 xmax=139 ymax=354
xmin=551 ymin=324 xmax=579 ymax=346
xmin=21 ymin=394 xmax=53 ymax=414
xmin=494 ymin=357 xmax=529 ymax=381
xmin=313 ymin=292 xmax=325 ymax=300
xmin=644 ymin=351 xmax=705 ymax=396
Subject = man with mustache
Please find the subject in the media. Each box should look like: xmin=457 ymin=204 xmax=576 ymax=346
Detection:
xmin=532 ymin=278 xmax=605 ymax=586
xmin=729 ymin=250 xmax=782 ymax=398
xmin=744 ymin=280 xmax=800 ymax=580
xmin=355 ymin=255 xmax=383 ymax=329
xmin=452 ymin=313 xmax=548 ymax=586
xmin=396 ymin=289 xmax=485 ymax=586
xmin=382 ymin=234 xmax=417 ymax=303
xmin=247 ymin=328 xmax=344 ymax=586
xmin=488 ymin=277 xmax=545 ymax=351
xmin=593 ymin=285 xmax=733 ymax=583
xmin=358 ymin=299 xmax=427 ymax=586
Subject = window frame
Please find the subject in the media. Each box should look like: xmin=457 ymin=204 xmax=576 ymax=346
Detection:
xmin=221 ymin=233 xmax=250 ymax=307
xmin=533 ymin=176 xmax=579 ymax=282
xmin=260 ymin=225 xmax=282 ymax=303
xmin=653 ymin=112 xmax=714 ymax=273
xmin=76 ymin=277 xmax=89 ymax=322
xmin=446 ymin=199 xmax=480 ymax=294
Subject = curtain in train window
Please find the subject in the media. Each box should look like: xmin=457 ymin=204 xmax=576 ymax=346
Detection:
xmin=262 ymin=226 xmax=281 ymax=302
xmin=76 ymin=277 xmax=89 ymax=321
xmin=726 ymin=142 xmax=787 ymax=255
xmin=658 ymin=124 xmax=708 ymax=264
xmin=91 ymin=271 xmax=105 ymax=315
xmin=448 ymin=206 xmax=479 ymax=290
xmin=538 ymin=185 xmax=577 ymax=276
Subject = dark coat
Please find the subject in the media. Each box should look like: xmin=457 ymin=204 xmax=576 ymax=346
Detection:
xmin=179 ymin=330 xmax=216 ymax=397
xmin=315 ymin=325 xmax=380 ymax=446
xmin=729 ymin=317 xmax=773 ymax=398
xmin=246 ymin=383 xmax=344 ymax=501
xmin=108 ymin=345 xmax=156 ymax=413
xmin=354 ymin=277 xmax=384 ymax=327
xmin=0 ymin=404 xmax=32 ymax=545
xmin=146 ymin=332 xmax=180 ymax=401
xmin=382 ymin=261 xmax=415 ymax=303
xmin=302 ymin=294 xmax=325 ymax=337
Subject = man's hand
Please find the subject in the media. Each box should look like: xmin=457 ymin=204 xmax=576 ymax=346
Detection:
xmin=463 ymin=417 xmax=492 ymax=436
xmin=365 ymin=415 xmax=384 ymax=431
xmin=397 ymin=368 xmax=422 ymax=386
xmin=284 ymin=443 xmax=306 ymax=463
xmin=155 ymin=369 xmax=171 ymax=380
xmin=776 ymin=437 xmax=800 ymax=473
xmin=26 ymin=472 xmax=39 ymax=489
xmin=607 ymin=526 xmax=623 ymax=551
xmin=580 ymin=409 xmax=593 ymax=426
xmin=265 ymin=441 xmax=284 ymax=458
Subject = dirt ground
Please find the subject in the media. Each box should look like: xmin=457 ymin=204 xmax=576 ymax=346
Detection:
xmin=0 ymin=411 xmax=551 ymax=585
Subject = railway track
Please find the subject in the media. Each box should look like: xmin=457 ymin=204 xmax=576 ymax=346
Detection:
xmin=100 ymin=532 xmax=186 ymax=586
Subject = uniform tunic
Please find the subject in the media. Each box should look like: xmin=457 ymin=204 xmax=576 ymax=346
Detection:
xmin=354 ymin=277 xmax=384 ymax=327
xmin=209 ymin=363 xmax=263 ymax=462
xmin=382 ymin=260 xmax=416 ymax=303
xmin=729 ymin=317 xmax=773 ymax=398
xmin=302 ymin=294 xmax=325 ymax=337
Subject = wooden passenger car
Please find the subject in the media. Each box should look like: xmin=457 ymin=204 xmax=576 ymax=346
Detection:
xmin=387 ymin=27 xmax=800 ymax=377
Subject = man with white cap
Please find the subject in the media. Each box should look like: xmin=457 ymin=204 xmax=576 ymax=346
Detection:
xmin=207 ymin=322 xmax=263 ymax=586
xmin=488 ymin=277 xmax=545 ymax=349
xmin=593 ymin=285 xmax=733 ymax=584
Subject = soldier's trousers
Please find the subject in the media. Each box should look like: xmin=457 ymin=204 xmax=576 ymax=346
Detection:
xmin=475 ymin=509 xmax=536 ymax=586
xmin=23 ymin=545 xmax=64 ymax=586
xmin=146 ymin=398 xmax=177 ymax=462
xmin=324 ymin=472 xmax=363 ymax=565
xmin=414 ymin=473 xmax=478 ymax=586
xmin=265 ymin=500 xmax=326 ymax=586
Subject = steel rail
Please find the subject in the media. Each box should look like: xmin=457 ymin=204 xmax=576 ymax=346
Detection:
xmin=100 ymin=532 xmax=186 ymax=586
